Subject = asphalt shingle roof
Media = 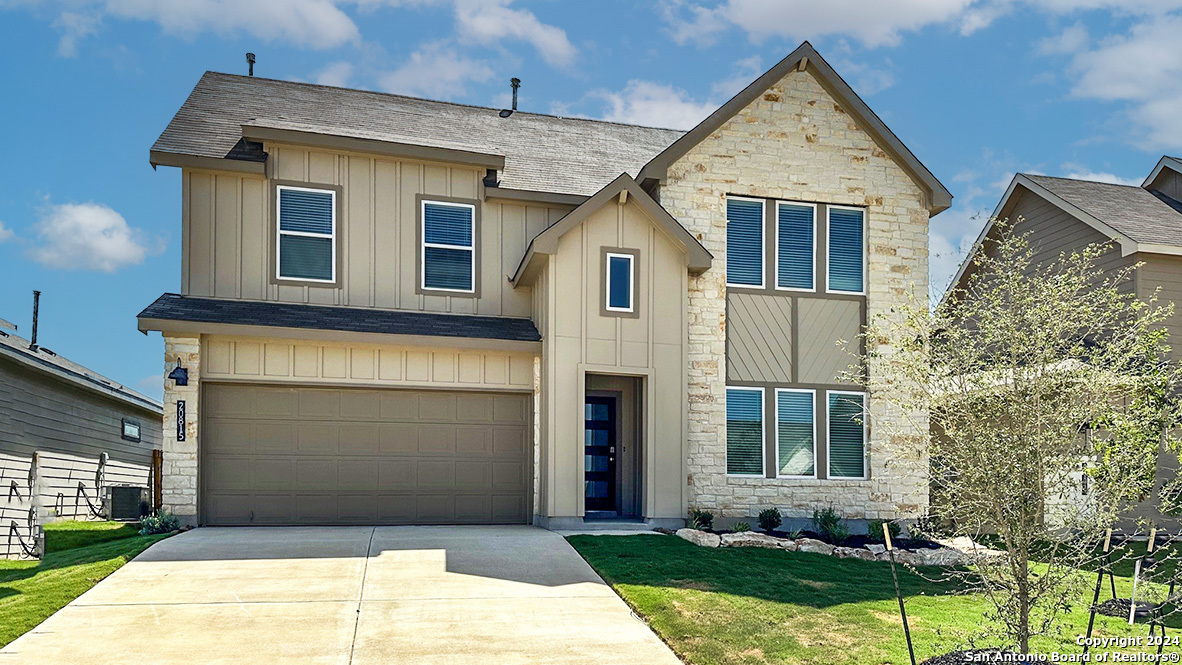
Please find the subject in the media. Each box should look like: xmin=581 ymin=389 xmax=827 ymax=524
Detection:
xmin=1026 ymin=174 xmax=1182 ymax=247
xmin=0 ymin=328 xmax=162 ymax=412
xmin=138 ymin=294 xmax=542 ymax=343
xmin=152 ymin=72 xmax=684 ymax=197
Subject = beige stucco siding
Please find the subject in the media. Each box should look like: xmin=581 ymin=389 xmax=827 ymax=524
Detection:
xmin=660 ymin=66 xmax=930 ymax=520
xmin=534 ymin=197 xmax=688 ymax=521
xmin=182 ymin=144 xmax=571 ymax=316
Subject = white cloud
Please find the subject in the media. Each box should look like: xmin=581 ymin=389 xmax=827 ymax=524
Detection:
xmin=709 ymin=55 xmax=763 ymax=99
xmin=832 ymin=58 xmax=896 ymax=95
xmin=592 ymin=80 xmax=717 ymax=130
xmin=377 ymin=42 xmax=493 ymax=99
xmin=1062 ymin=171 xmax=1140 ymax=186
xmin=52 ymin=11 xmax=100 ymax=57
xmin=0 ymin=221 xmax=13 ymax=244
xmin=453 ymin=0 xmax=576 ymax=68
xmin=313 ymin=61 xmax=354 ymax=87
xmin=135 ymin=374 xmax=164 ymax=402
xmin=1066 ymin=14 xmax=1182 ymax=148
xmin=1038 ymin=22 xmax=1087 ymax=55
xmin=28 ymin=202 xmax=160 ymax=272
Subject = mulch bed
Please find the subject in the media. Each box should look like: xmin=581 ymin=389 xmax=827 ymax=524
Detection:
xmin=921 ymin=649 xmax=1020 ymax=664
xmin=1094 ymin=597 xmax=1158 ymax=619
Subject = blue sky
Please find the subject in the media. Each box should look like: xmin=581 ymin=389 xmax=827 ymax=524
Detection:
xmin=1 ymin=0 xmax=1179 ymax=400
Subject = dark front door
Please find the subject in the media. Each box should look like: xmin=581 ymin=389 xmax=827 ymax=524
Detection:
xmin=584 ymin=396 xmax=617 ymax=513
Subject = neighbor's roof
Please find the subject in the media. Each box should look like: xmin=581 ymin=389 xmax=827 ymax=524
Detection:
xmin=151 ymin=72 xmax=684 ymax=197
xmin=138 ymin=293 xmax=542 ymax=343
xmin=1022 ymin=174 xmax=1182 ymax=248
xmin=0 ymin=328 xmax=162 ymax=414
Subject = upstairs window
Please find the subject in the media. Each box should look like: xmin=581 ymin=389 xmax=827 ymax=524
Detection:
xmin=827 ymin=206 xmax=865 ymax=294
xmin=277 ymin=185 xmax=336 ymax=282
xmin=726 ymin=387 xmax=764 ymax=476
xmin=776 ymin=202 xmax=815 ymax=291
xmin=726 ymin=197 xmax=764 ymax=287
xmin=421 ymin=200 xmax=476 ymax=293
xmin=827 ymin=391 xmax=867 ymax=479
xmin=605 ymin=252 xmax=635 ymax=313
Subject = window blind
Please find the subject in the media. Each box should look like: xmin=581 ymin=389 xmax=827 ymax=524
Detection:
xmin=828 ymin=207 xmax=865 ymax=293
xmin=422 ymin=202 xmax=474 ymax=291
xmin=777 ymin=390 xmax=814 ymax=477
xmin=828 ymin=392 xmax=866 ymax=478
xmin=777 ymin=203 xmax=814 ymax=290
xmin=726 ymin=388 xmax=763 ymax=475
xmin=727 ymin=198 xmax=763 ymax=286
xmin=277 ymin=187 xmax=334 ymax=281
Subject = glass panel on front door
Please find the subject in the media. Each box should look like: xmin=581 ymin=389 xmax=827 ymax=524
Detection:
xmin=584 ymin=396 xmax=617 ymax=513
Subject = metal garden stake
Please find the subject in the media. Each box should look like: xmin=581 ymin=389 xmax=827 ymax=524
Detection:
xmin=885 ymin=523 xmax=917 ymax=665
xmin=1084 ymin=529 xmax=1112 ymax=656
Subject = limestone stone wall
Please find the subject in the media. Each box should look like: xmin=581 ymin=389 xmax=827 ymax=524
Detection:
xmin=659 ymin=67 xmax=930 ymax=521
xmin=161 ymin=334 xmax=200 ymax=525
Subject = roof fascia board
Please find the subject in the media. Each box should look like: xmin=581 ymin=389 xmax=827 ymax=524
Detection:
xmin=1124 ymin=243 xmax=1182 ymax=257
xmin=241 ymin=124 xmax=505 ymax=170
xmin=484 ymin=187 xmax=586 ymax=207
xmin=150 ymin=150 xmax=266 ymax=175
xmin=0 ymin=344 xmax=163 ymax=414
xmin=1142 ymin=156 xmax=1182 ymax=189
xmin=137 ymin=317 xmax=541 ymax=353
xmin=636 ymin=42 xmax=951 ymax=215
xmin=511 ymin=174 xmax=712 ymax=285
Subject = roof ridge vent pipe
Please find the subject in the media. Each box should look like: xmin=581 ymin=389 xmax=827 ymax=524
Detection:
xmin=246 ymin=52 xmax=256 ymax=77
xmin=499 ymin=78 xmax=521 ymax=118
xmin=29 ymin=290 xmax=40 ymax=352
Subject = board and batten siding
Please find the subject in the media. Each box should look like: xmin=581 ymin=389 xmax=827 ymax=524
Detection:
xmin=181 ymin=144 xmax=572 ymax=316
xmin=0 ymin=357 xmax=161 ymax=557
xmin=534 ymin=197 xmax=688 ymax=522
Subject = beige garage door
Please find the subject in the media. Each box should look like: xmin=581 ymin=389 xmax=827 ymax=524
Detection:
xmin=201 ymin=384 xmax=531 ymax=525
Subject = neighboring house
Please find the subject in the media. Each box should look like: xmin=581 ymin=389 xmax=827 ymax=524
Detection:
xmin=138 ymin=42 xmax=949 ymax=529
xmin=0 ymin=324 xmax=163 ymax=558
xmin=945 ymin=157 xmax=1182 ymax=530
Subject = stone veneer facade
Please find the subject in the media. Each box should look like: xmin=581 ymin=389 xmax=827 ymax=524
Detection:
xmin=659 ymin=67 xmax=930 ymax=521
xmin=161 ymin=334 xmax=200 ymax=525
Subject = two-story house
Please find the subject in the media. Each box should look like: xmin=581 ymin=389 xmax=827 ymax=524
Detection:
xmin=138 ymin=42 xmax=950 ymax=529
xmin=945 ymin=157 xmax=1182 ymax=530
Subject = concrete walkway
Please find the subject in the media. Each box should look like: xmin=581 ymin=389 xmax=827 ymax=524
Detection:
xmin=0 ymin=526 xmax=681 ymax=665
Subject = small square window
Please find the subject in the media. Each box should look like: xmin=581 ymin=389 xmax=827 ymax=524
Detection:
xmin=605 ymin=252 xmax=634 ymax=313
xmin=121 ymin=418 xmax=141 ymax=442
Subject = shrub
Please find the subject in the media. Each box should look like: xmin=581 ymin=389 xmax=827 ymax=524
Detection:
xmin=138 ymin=511 xmax=180 ymax=536
xmin=688 ymin=508 xmax=714 ymax=530
xmin=867 ymin=519 xmax=902 ymax=543
xmin=757 ymin=508 xmax=783 ymax=532
xmin=811 ymin=505 xmax=849 ymax=544
xmin=733 ymin=521 xmax=751 ymax=533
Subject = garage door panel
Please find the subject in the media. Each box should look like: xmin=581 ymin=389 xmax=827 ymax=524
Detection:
xmin=202 ymin=385 xmax=530 ymax=526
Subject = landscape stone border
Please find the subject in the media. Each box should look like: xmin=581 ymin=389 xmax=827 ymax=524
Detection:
xmin=675 ymin=528 xmax=1002 ymax=567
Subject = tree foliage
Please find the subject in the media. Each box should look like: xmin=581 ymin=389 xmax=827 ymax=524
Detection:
xmin=856 ymin=221 xmax=1182 ymax=653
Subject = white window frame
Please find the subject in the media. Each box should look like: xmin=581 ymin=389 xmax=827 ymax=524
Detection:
xmin=825 ymin=389 xmax=869 ymax=481
xmin=276 ymin=184 xmax=337 ymax=284
xmin=420 ymin=199 xmax=477 ymax=294
xmin=604 ymin=252 xmax=635 ymax=313
xmin=825 ymin=204 xmax=867 ymax=296
xmin=774 ymin=200 xmax=818 ymax=293
xmin=775 ymin=388 xmax=817 ymax=479
xmin=725 ymin=386 xmax=765 ymax=477
xmin=725 ymin=195 xmax=766 ymax=290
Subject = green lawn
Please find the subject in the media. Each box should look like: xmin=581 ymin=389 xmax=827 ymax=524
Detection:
xmin=0 ymin=523 xmax=170 ymax=647
xmin=568 ymin=535 xmax=1180 ymax=665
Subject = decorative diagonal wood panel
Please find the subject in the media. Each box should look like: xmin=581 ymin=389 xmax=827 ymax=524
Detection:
xmin=797 ymin=299 xmax=861 ymax=385
xmin=726 ymin=293 xmax=793 ymax=383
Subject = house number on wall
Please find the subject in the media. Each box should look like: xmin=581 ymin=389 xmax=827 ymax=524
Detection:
xmin=176 ymin=400 xmax=186 ymax=441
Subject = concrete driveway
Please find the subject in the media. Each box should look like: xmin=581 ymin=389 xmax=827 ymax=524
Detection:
xmin=0 ymin=526 xmax=681 ymax=665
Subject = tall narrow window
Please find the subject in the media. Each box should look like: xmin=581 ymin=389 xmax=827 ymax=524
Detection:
xmin=827 ymin=391 xmax=867 ymax=479
xmin=421 ymin=200 xmax=476 ymax=293
xmin=776 ymin=389 xmax=815 ymax=477
xmin=776 ymin=202 xmax=815 ymax=290
xmin=277 ymin=185 xmax=336 ymax=282
xmin=605 ymin=252 xmax=634 ymax=313
xmin=726 ymin=197 xmax=764 ymax=287
xmin=827 ymin=206 xmax=865 ymax=293
xmin=726 ymin=387 xmax=764 ymax=475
